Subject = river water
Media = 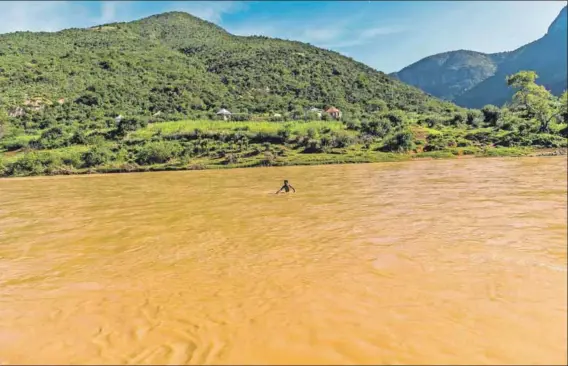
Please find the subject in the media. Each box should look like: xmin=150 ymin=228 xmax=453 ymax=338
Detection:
xmin=0 ymin=157 xmax=566 ymax=365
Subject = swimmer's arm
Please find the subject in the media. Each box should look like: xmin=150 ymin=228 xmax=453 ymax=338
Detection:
xmin=289 ymin=185 xmax=296 ymax=192
xmin=275 ymin=186 xmax=284 ymax=194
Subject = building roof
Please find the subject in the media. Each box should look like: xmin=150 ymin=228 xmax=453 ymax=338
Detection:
xmin=216 ymin=108 xmax=231 ymax=115
xmin=326 ymin=107 xmax=340 ymax=113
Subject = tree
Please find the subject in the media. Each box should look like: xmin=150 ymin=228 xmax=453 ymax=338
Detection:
xmin=0 ymin=107 xmax=8 ymax=139
xmin=559 ymin=91 xmax=568 ymax=124
xmin=506 ymin=71 xmax=562 ymax=133
xmin=365 ymin=99 xmax=388 ymax=113
xmin=481 ymin=105 xmax=502 ymax=126
xmin=116 ymin=117 xmax=147 ymax=136
xmin=381 ymin=129 xmax=415 ymax=152
xmin=82 ymin=145 xmax=114 ymax=167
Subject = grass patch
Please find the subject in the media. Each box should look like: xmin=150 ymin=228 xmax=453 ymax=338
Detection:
xmin=129 ymin=120 xmax=346 ymax=140
xmin=479 ymin=147 xmax=533 ymax=157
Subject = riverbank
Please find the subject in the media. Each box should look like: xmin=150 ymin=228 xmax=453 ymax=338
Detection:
xmin=2 ymin=117 xmax=566 ymax=179
xmin=2 ymin=146 xmax=565 ymax=178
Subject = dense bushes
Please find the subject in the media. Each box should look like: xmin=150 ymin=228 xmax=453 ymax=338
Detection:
xmin=495 ymin=132 xmax=567 ymax=148
xmin=38 ymin=126 xmax=72 ymax=149
xmin=135 ymin=141 xmax=183 ymax=164
xmin=116 ymin=117 xmax=148 ymax=136
xmin=82 ymin=145 xmax=114 ymax=167
xmin=380 ymin=130 xmax=415 ymax=152
xmin=481 ymin=105 xmax=502 ymax=126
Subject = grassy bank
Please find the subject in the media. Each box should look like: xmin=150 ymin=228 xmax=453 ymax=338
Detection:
xmin=2 ymin=137 xmax=559 ymax=178
xmin=2 ymin=115 xmax=566 ymax=178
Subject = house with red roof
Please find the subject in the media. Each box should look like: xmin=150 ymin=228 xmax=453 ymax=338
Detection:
xmin=325 ymin=106 xmax=342 ymax=120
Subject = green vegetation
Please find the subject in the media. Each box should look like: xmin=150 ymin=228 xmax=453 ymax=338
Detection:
xmin=0 ymin=11 xmax=566 ymax=177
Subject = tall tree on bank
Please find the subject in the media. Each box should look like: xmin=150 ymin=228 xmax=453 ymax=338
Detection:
xmin=506 ymin=71 xmax=564 ymax=133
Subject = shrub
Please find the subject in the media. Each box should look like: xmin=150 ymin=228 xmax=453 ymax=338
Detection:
xmin=491 ymin=132 xmax=563 ymax=148
xmin=361 ymin=119 xmax=391 ymax=137
xmin=70 ymin=129 xmax=88 ymax=145
xmin=59 ymin=151 xmax=83 ymax=168
xmin=330 ymin=131 xmax=355 ymax=148
xmin=456 ymin=138 xmax=473 ymax=147
xmin=529 ymin=133 xmax=567 ymax=148
xmin=360 ymin=134 xmax=375 ymax=149
xmin=223 ymin=153 xmax=240 ymax=165
xmin=38 ymin=117 xmax=57 ymax=129
xmin=423 ymin=133 xmax=457 ymax=151
xmin=494 ymin=132 xmax=530 ymax=147
xmin=306 ymin=128 xmax=318 ymax=139
xmin=303 ymin=139 xmax=324 ymax=153
xmin=447 ymin=112 xmax=467 ymax=127
xmin=381 ymin=130 xmax=415 ymax=152
xmin=85 ymin=133 xmax=107 ymax=146
xmin=418 ymin=116 xmax=444 ymax=129
xmin=464 ymin=130 xmax=498 ymax=145
xmin=277 ymin=128 xmax=292 ymax=141
xmin=481 ymin=105 xmax=502 ymax=126
xmin=7 ymin=152 xmax=46 ymax=176
xmin=383 ymin=111 xmax=407 ymax=127
xmin=82 ymin=145 xmax=114 ymax=167
xmin=39 ymin=126 xmax=70 ymax=149
xmin=231 ymin=113 xmax=251 ymax=122
xmin=0 ymin=136 xmax=30 ymax=151
xmin=136 ymin=141 xmax=183 ymax=165
xmin=344 ymin=119 xmax=361 ymax=131
xmin=466 ymin=110 xmax=483 ymax=127
xmin=263 ymin=151 xmax=276 ymax=165
xmin=269 ymin=115 xmax=286 ymax=122
xmin=116 ymin=117 xmax=148 ymax=135
xmin=75 ymin=92 xmax=101 ymax=107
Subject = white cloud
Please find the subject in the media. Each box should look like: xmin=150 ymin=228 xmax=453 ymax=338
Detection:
xmin=361 ymin=26 xmax=403 ymax=39
xmin=301 ymin=28 xmax=342 ymax=43
xmin=0 ymin=1 xmax=72 ymax=34
xmin=162 ymin=1 xmax=246 ymax=24
xmin=99 ymin=1 xmax=118 ymax=24
xmin=228 ymin=16 xmax=404 ymax=50
xmin=0 ymin=1 xmax=245 ymax=35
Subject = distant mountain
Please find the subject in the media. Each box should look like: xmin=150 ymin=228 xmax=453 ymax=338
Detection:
xmin=391 ymin=50 xmax=507 ymax=101
xmin=392 ymin=6 xmax=567 ymax=108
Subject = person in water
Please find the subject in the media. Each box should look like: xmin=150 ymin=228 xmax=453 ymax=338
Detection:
xmin=276 ymin=180 xmax=296 ymax=194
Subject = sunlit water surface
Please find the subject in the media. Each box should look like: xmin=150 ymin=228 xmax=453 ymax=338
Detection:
xmin=0 ymin=157 xmax=566 ymax=365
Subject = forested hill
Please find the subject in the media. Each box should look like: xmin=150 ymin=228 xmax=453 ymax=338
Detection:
xmin=0 ymin=11 xmax=458 ymax=124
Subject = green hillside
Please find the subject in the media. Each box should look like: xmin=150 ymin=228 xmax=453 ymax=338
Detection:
xmin=0 ymin=11 xmax=456 ymax=121
xmin=0 ymin=12 xmax=566 ymax=177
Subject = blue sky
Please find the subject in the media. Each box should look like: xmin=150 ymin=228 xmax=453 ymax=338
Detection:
xmin=0 ymin=1 xmax=565 ymax=73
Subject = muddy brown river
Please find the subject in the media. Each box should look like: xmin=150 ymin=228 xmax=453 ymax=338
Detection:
xmin=0 ymin=157 xmax=566 ymax=365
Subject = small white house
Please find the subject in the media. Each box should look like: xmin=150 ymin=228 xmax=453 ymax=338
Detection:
xmin=216 ymin=108 xmax=232 ymax=121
